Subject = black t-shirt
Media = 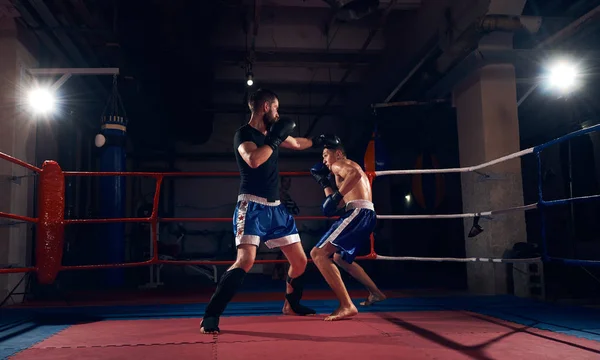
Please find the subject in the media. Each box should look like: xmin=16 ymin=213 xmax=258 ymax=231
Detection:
xmin=233 ymin=124 xmax=280 ymax=201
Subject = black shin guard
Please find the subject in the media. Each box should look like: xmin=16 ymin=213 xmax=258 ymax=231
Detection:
xmin=285 ymin=273 xmax=316 ymax=315
xmin=201 ymin=268 xmax=247 ymax=332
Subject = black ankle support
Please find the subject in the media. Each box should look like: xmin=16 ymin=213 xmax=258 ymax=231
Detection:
xmin=285 ymin=273 xmax=316 ymax=315
xmin=286 ymin=274 xmax=305 ymax=304
xmin=204 ymin=268 xmax=247 ymax=318
xmin=201 ymin=316 xmax=220 ymax=333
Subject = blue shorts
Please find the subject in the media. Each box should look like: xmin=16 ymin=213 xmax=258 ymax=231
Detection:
xmin=233 ymin=194 xmax=300 ymax=249
xmin=315 ymin=200 xmax=376 ymax=264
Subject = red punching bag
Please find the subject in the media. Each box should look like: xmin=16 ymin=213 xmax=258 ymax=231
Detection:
xmin=411 ymin=152 xmax=446 ymax=210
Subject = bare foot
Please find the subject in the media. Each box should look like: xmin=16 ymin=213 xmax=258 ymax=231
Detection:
xmin=324 ymin=304 xmax=358 ymax=321
xmin=329 ymin=306 xmax=342 ymax=316
xmin=324 ymin=306 xmax=343 ymax=319
xmin=360 ymin=292 xmax=387 ymax=306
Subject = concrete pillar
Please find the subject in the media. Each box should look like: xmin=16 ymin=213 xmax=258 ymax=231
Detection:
xmin=0 ymin=15 xmax=39 ymax=302
xmin=446 ymin=0 xmax=532 ymax=297
xmin=453 ymin=63 xmax=528 ymax=295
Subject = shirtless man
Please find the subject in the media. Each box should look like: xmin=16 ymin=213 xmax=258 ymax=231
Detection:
xmin=310 ymin=140 xmax=385 ymax=321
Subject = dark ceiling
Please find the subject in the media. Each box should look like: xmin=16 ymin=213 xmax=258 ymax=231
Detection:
xmin=7 ymin=0 xmax=600 ymax=155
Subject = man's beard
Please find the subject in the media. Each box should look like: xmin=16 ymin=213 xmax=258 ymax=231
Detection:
xmin=263 ymin=113 xmax=277 ymax=127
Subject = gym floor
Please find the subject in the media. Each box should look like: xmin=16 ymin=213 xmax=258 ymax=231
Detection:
xmin=2 ymin=283 xmax=599 ymax=359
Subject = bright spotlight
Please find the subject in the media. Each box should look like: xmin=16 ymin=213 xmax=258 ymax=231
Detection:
xmin=27 ymin=87 xmax=56 ymax=114
xmin=405 ymin=194 xmax=411 ymax=202
xmin=546 ymin=61 xmax=579 ymax=93
xmin=246 ymin=78 xmax=254 ymax=86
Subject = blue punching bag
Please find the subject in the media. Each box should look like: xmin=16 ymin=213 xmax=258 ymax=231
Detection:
xmin=97 ymin=114 xmax=127 ymax=287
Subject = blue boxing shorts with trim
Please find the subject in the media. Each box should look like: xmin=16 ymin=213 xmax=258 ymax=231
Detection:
xmin=315 ymin=200 xmax=376 ymax=264
xmin=233 ymin=194 xmax=301 ymax=248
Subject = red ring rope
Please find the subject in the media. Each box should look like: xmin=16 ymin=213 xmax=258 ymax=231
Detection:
xmin=0 ymin=152 xmax=377 ymax=283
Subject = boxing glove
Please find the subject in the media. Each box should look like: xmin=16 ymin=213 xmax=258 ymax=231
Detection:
xmin=310 ymin=162 xmax=332 ymax=189
xmin=322 ymin=191 xmax=343 ymax=217
xmin=312 ymin=134 xmax=341 ymax=149
xmin=327 ymin=172 xmax=337 ymax=190
xmin=265 ymin=117 xmax=296 ymax=150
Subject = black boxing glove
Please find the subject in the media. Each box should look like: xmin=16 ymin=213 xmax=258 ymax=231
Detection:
xmin=310 ymin=162 xmax=332 ymax=190
xmin=265 ymin=117 xmax=296 ymax=151
xmin=312 ymin=134 xmax=341 ymax=149
xmin=327 ymin=172 xmax=337 ymax=190
xmin=322 ymin=191 xmax=343 ymax=217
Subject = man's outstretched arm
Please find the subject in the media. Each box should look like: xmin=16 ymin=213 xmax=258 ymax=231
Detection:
xmin=280 ymin=136 xmax=314 ymax=150
xmin=281 ymin=133 xmax=342 ymax=151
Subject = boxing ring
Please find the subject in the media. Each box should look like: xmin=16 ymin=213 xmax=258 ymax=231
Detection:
xmin=2 ymin=124 xmax=600 ymax=359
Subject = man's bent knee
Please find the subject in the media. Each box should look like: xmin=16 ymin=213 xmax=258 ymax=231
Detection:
xmin=281 ymin=242 xmax=308 ymax=269
xmin=232 ymin=244 xmax=257 ymax=272
xmin=310 ymin=246 xmax=328 ymax=262
xmin=333 ymin=252 xmax=345 ymax=266
xmin=309 ymin=247 xmax=319 ymax=260
xmin=233 ymin=259 xmax=254 ymax=273
xmin=279 ymin=243 xmax=315 ymax=315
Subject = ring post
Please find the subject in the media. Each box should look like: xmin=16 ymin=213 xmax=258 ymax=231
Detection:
xmin=36 ymin=160 xmax=65 ymax=285
xmin=366 ymin=171 xmax=377 ymax=258
xmin=528 ymin=151 xmax=549 ymax=299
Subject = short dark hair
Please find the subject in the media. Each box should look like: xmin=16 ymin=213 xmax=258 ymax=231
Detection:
xmin=248 ymin=89 xmax=278 ymax=113
xmin=327 ymin=143 xmax=346 ymax=157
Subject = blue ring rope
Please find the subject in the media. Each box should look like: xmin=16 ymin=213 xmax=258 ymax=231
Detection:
xmin=534 ymin=123 xmax=600 ymax=266
xmin=533 ymin=124 xmax=600 ymax=152
xmin=536 ymin=151 xmax=549 ymax=261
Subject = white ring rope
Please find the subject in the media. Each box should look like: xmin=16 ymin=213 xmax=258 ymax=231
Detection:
xmin=372 ymin=202 xmax=540 ymax=263
xmin=372 ymin=147 xmax=540 ymax=262
xmin=376 ymin=203 xmax=538 ymax=220
xmin=375 ymin=147 xmax=535 ymax=176
xmin=375 ymin=255 xmax=541 ymax=263
xmin=369 ymin=126 xmax=600 ymax=264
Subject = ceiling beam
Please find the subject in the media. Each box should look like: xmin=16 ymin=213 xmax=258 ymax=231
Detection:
xmin=328 ymin=0 xmax=496 ymax=133
xmin=303 ymin=0 xmax=398 ymax=136
xmin=20 ymin=0 xmax=109 ymax=99
xmin=12 ymin=1 xmax=107 ymax=101
xmin=201 ymin=103 xmax=345 ymax=115
xmin=240 ymin=0 xmax=421 ymax=10
xmin=248 ymin=0 xmax=261 ymax=54
xmin=214 ymin=49 xmax=377 ymax=68
xmin=213 ymin=64 xmax=363 ymax=83
xmin=211 ymin=19 xmax=386 ymax=52
xmin=426 ymin=48 xmax=600 ymax=98
xmin=213 ymin=80 xmax=359 ymax=93
xmin=50 ymin=0 xmax=106 ymax=65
